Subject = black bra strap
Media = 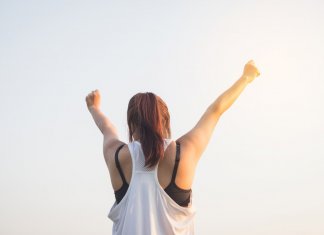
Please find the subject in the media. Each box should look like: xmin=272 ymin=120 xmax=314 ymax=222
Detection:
xmin=115 ymin=143 xmax=127 ymax=184
xmin=171 ymin=141 xmax=181 ymax=182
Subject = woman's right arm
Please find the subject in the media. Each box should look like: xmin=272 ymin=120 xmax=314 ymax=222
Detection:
xmin=176 ymin=60 xmax=260 ymax=163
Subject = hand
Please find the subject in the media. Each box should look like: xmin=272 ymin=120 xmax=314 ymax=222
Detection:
xmin=242 ymin=60 xmax=261 ymax=83
xmin=86 ymin=89 xmax=101 ymax=111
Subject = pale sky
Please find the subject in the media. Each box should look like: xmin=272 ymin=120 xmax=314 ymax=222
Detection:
xmin=1 ymin=0 xmax=323 ymax=234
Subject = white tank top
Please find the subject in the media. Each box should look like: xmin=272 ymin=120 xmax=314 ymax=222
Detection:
xmin=107 ymin=139 xmax=196 ymax=235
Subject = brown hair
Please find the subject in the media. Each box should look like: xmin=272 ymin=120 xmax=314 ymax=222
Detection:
xmin=127 ymin=92 xmax=171 ymax=168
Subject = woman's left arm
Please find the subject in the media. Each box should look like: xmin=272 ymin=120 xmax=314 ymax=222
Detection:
xmin=86 ymin=89 xmax=121 ymax=149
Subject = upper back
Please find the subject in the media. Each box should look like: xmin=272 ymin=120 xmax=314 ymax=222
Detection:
xmin=107 ymin=139 xmax=198 ymax=194
xmin=107 ymin=139 xmax=196 ymax=235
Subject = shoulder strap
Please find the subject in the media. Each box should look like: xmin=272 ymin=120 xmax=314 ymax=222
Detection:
xmin=115 ymin=143 xmax=127 ymax=184
xmin=164 ymin=138 xmax=173 ymax=150
xmin=170 ymin=141 xmax=181 ymax=182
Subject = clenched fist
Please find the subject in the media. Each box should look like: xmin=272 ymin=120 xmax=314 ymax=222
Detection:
xmin=86 ymin=89 xmax=101 ymax=111
xmin=243 ymin=60 xmax=261 ymax=83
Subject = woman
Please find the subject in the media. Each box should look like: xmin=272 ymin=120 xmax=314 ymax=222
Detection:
xmin=85 ymin=60 xmax=260 ymax=235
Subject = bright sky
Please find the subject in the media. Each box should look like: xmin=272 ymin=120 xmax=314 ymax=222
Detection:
xmin=1 ymin=0 xmax=323 ymax=234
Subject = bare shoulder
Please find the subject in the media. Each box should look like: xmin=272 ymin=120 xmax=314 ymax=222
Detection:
xmin=168 ymin=138 xmax=198 ymax=189
xmin=103 ymin=140 xmax=132 ymax=190
xmin=103 ymin=140 xmax=128 ymax=167
xmin=175 ymin=137 xmax=198 ymax=164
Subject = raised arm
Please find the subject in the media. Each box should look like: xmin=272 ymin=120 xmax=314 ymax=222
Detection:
xmin=176 ymin=60 xmax=261 ymax=162
xmin=86 ymin=90 xmax=122 ymax=150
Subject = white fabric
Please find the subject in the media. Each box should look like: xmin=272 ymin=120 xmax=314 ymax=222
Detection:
xmin=108 ymin=139 xmax=196 ymax=235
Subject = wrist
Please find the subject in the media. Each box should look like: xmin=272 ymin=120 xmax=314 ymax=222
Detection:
xmin=88 ymin=105 xmax=100 ymax=113
xmin=240 ymin=75 xmax=250 ymax=84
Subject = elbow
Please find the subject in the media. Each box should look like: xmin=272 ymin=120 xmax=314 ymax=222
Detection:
xmin=215 ymin=103 xmax=223 ymax=116
xmin=209 ymin=101 xmax=223 ymax=117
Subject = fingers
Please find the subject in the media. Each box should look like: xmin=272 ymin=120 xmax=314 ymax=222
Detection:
xmin=87 ymin=89 xmax=99 ymax=96
xmin=85 ymin=89 xmax=100 ymax=102
xmin=244 ymin=60 xmax=261 ymax=77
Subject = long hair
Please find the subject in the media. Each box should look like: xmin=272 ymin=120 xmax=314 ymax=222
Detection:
xmin=127 ymin=92 xmax=171 ymax=168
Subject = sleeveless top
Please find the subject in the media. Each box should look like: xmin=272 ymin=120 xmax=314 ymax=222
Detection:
xmin=107 ymin=139 xmax=196 ymax=235
xmin=114 ymin=140 xmax=192 ymax=207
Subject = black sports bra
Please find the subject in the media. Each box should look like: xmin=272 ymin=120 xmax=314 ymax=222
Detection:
xmin=114 ymin=141 xmax=192 ymax=207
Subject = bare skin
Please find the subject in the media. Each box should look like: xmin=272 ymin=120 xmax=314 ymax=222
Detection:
xmin=86 ymin=60 xmax=261 ymax=193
